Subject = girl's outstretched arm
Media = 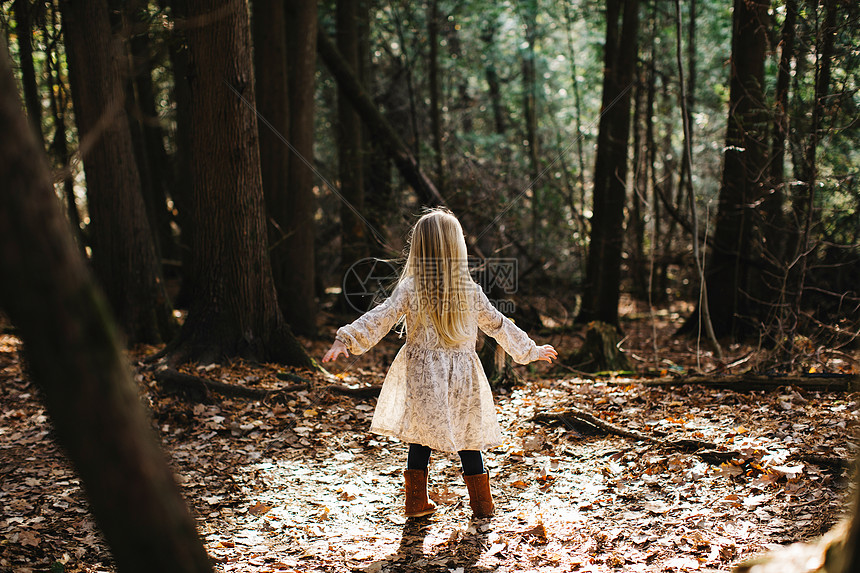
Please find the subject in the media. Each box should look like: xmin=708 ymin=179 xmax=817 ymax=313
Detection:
xmin=475 ymin=284 xmax=555 ymax=364
xmin=333 ymin=277 xmax=411 ymax=356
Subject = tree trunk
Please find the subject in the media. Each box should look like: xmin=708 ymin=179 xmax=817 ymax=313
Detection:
xmin=785 ymin=0 xmax=837 ymax=356
xmin=166 ymin=0 xmax=315 ymax=368
xmin=675 ymin=0 xmax=696 ymax=225
xmin=696 ymin=0 xmax=770 ymax=339
xmin=0 ymin=38 xmax=213 ymax=573
xmin=520 ymin=0 xmax=541 ymax=248
xmin=644 ymin=8 xmax=663 ymax=303
xmin=578 ymin=0 xmax=639 ymax=326
xmin=428 ymin=0 xmax=445 ymax=194
xmin=337 ymin=0 xmax=367 ymax=279
xmin=61 ymin=0 xmax=175 ymax=344
xmin=357 ymin=0 xmax=394 ymax=257
xmin=629 ymin=70 xmax=647 ymax=299
xmin=127 ymin=1 xmax=178 ymax=264
xmin=770 ymin=0 xmax=796 ymax=245
xmin=674 ymin=0 xmax=722 ymax=359
xmin=481 ymin=22 xmax=506 ymax=136
xmin=43 ymin=7 xmax=84 ymax=250
xmin=562 ymin=1 xmax=588 ymax=210
xmin=162 ymin=0 xmax=196 ymax=308
xmin=251 ymin=0 xmax=294 ymax=329
xmin=282 ymin=0 xmax=319 ymax=336
xmin=13 ymin=0 xmax=43 ymax=145
xmin=118 ymin=0 xmax=160 ymax=261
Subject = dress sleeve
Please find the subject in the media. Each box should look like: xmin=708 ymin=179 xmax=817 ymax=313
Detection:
xmin=335 ymin=279 xmax=410 ymax=355
xmin=474 ymin=284 xmax=540 ymax=364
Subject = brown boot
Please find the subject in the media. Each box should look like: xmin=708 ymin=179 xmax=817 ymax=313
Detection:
xmin=404 ymin=469 xmax=436 ymax=518
xmin=464 ymin=471 xmax=495 ymax=518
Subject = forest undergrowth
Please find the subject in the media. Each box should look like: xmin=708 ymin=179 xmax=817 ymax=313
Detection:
xmin=1 ymin=302 xmax=858 ymax=573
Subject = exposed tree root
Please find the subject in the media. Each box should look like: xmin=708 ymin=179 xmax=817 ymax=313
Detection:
xmin=155 ymin=369 xmax=309 ymax=403
xmin=532 ymin=406 xmax=737 ymax=464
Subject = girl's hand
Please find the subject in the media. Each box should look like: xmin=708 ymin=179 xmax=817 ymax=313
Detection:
xmin=536 ymin=344 xmax=558 ymax=363
xmin=323 ymin=339 xmax=349 ymax=362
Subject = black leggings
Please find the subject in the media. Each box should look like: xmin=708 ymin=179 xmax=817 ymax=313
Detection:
xmin=407 ymin=443 xmax=485 ymax=476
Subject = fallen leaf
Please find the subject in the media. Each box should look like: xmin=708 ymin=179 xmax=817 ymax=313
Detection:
xmin=249 ymin=502 xmax=272 ymax=516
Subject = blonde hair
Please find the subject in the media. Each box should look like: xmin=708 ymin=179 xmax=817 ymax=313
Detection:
xmin=402 ymin=208 xmax=473 ymax=346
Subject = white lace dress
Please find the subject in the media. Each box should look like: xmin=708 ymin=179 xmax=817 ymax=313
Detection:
xmin=336 ymin=276 xmax=541 ymax=453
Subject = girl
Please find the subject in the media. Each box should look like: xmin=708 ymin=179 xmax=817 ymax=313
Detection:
xmin=323 ymin=209 xmax=556 ymax=519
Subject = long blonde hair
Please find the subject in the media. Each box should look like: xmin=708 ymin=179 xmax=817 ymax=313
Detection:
xmin=402 ymin=208 xmax=473 ymax=346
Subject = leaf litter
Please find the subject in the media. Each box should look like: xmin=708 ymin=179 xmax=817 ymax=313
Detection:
xmin=0 ymin=327 xmax=858 ymax=573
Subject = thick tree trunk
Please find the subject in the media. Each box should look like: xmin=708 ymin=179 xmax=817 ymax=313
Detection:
xmin=577 ymin=0 xmax=639 ymax=326
xmin=0 ymin=38 xmax=213 ymax=573
xmin=167 ymin=0 xmax=316 ymax=368
xmin=13 ymin=0 xmax=43 ymax=145
xmin=282 ymin=0 xmax=319 ymax=336
xmin=61 ymin=0 xmax=175 ymax=344
xmin=697 ymin=0 xmax=770 ymax=339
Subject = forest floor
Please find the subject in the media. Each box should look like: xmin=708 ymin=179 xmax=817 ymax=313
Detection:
xmin=1 ymin=299 xmax=859 ymax=573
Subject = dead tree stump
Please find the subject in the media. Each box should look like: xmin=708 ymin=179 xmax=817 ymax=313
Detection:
xmin=566 ymin=321 xmax=631 ymax=372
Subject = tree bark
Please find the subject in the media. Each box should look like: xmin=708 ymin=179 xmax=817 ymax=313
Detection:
xmin=127 ymin=1 xmax=178 ymax=264
xmin=562 ymin=1 xmax=588 ymax=214
xmin=13 ymin=0 xmax=43 ymax=145
xmin=282 ymin=0 xmax=319 ymax=336
xmin=251 ymin=0 xmax=311 ymax=333
xmin=43 ymin=6 xmax=84 ymax=250
xmin=674 ymin=0 xmax=722 ymax=359
xmin=166 ymin=0 xmax=316 ymax=368
xmin=0 ymin=37 xmax=213 ymax=573
xmin=61 ymin=0 xmax=175 ymax=345
xmin=770 ymin=0 xmax=796 ymax=260
xmin=577 ymin=0 xmax=639 ymax=326
xmin=336 ymin=0 xmax=368 ymax=279
xmin=520 ymin=0 xmax=541 ymax=248
xmin=785 ymin=0 xmax=837 ymax=357
xmin=629 ymin=69 xmax=647 ymax=299
xmin=162 ymin=0 xmax=196 ymax=308
xmin=428 ymin=0 xmax=445 ymax=194
xmin=481 ymin=22 xmax=506 ymax=136
xmin=694 ymin=0 xmax=771 ymax=339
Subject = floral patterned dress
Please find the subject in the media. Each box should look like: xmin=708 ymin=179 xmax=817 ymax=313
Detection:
xmin=336 ymin=276 xmax=541 ymax=453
